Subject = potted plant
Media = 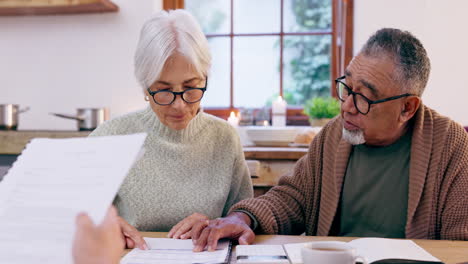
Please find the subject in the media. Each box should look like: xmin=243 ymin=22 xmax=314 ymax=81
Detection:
xmin=303 ymin=97 xmax=340 ymax=127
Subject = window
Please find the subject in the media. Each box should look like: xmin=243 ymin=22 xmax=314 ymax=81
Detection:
xmin=163 ymin=0 xmax=353 ymax=124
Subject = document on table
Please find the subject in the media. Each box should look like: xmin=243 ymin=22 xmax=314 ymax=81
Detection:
xmin=235 ymin=245 xmax=289 ymax=264
xmin=0 ymin=133 xmax=147 ymax=264
xmin=121 ymin=237 xmax=232 ymax=264
xmin=283 ymin=238 xmax=442 ymax=264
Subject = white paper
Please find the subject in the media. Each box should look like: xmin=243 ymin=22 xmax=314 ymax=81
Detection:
xmin=283 ymin=243 xmax=307 ymax=264
xmin=236 ymin=244 xmax=286 ymax=257
xmin=0 ymin=133 xmax=147 ymax=264
xmin=121 ymin=237 xmax=231 ymax=264
xmin=236 ymin=245 xmax=289 ymax=264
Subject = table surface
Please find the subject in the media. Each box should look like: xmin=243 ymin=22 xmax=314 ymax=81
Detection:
xmin=123 ymin=232 xmax=468 ymax=264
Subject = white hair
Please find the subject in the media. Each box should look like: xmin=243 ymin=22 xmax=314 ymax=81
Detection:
xmin=134 ymin=9 xmax=211 ymax=90
xmin=342 ymin=128 xmax=366 ymax=145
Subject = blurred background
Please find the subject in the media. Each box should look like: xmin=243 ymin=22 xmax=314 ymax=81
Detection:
xmin=0 ymin=0 xmax=466 ymax=130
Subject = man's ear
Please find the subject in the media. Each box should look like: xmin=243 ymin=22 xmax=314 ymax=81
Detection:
xmin=400 ymin=96 xmax=421 ymax=122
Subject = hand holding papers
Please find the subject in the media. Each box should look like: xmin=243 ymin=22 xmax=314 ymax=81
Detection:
xmin=0 ymin=133 xmax=147 ymax=264
xmin=72 ymin=207 xmax=124 ymax=264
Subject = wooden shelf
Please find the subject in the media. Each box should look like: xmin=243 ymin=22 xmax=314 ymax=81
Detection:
xmin=0 ymin=0 xmax=118 ymax=16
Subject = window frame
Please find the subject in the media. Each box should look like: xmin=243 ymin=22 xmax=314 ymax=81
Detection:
xmin=163 ymin=0 xmax=353 ymax=124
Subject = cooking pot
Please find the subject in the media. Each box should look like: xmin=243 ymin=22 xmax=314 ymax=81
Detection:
xmin=0 ymin=104 xmax=30 ymax=130
xmin=51 ymin=108 xmax=109 ymax=131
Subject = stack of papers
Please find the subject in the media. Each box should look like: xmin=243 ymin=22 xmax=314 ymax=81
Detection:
xmin=0 ymin=133 xmax=147 ymax=264
xmin=121 ymin=237 xmax=232 ymax=264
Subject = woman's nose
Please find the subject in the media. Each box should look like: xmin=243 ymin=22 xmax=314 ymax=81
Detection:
xmin=171 ymin=94 xmax=187 ymax=109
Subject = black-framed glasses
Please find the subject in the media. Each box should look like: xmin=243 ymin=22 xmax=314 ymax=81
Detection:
xmin=335 ymin=76 xmax=414 ymax=115
xmin=147 ymin=77 xmax=208 ymax=106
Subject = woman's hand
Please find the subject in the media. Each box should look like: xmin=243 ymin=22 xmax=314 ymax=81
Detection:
xmin=167 ymin=213 xmax=209 ymax=239
xmin=118 ymin=217 xmax=148 ymax=250
xmin=72 ymin=207 xmax=124 ymax=264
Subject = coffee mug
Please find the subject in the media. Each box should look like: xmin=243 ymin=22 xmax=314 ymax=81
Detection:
xmin=301 ymin=241 xmax=368 ymax=264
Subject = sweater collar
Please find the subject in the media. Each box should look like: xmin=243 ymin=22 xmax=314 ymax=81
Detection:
xmin=406 ymin=104 xmax=433 ymax=237
xmin=141 ymin=106 xmax=207 ymax=143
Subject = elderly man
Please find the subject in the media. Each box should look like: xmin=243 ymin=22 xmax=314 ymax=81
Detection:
xmin=191 ymin=28 xmax=468 ymax=252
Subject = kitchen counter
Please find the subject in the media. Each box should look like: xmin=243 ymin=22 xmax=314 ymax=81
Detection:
xmin=0 ymin=130 xmax=309 ymax=157
xmin=244 ymin=146 xmax=308 ymax=160
xmin=0 ymin=130 xmax=90 ymax=155
xmin=0 ymin=131 xmax=309 ymax=196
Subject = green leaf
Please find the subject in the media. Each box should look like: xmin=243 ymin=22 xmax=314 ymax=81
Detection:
xmin=303 ymin=97 xmax=340 ymax=119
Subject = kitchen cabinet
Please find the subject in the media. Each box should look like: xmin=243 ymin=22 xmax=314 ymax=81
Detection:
xmin=244 ymin=147 xmax=308 ymax=197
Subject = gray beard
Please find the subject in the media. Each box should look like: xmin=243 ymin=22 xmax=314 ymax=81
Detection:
xmin=342 ymin=127 xmax=366 ymax=145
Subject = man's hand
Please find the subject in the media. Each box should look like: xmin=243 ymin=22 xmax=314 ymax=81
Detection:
xmin=191 ymin=212 xmax=255 ymax=252
xmin=72 ymin=206 xmax=124 ymax=264
xmin=118 ymin=216 xmax=148 ymax=250
xmin=167 ymin=213 xmax=209 ymax=239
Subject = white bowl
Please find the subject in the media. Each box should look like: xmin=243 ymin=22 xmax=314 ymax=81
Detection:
xmin=245 ymin=126 xmax=299 ymax=147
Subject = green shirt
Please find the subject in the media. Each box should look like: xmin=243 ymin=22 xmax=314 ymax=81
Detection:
xmin=337 ymin=131 xmax=411 ymax=238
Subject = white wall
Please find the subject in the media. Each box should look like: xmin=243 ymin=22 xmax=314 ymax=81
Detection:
xmin=354 ymin=0 xmax=468 ymax=125
xmin=0 ymin=0 xmax=161 ymax=130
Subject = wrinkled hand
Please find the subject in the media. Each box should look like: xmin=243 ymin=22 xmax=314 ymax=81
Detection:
xmin=72 ymin=206 xmax=124 ymax=264
xmin=167 ymin=213 xmax=209 ymax=239
xmin=191 ymin=212 xmax=255 ymax=252
xmin=118 ymin=216 xmax=148 ymax=250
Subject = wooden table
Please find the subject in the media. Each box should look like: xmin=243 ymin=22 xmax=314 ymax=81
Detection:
xmin=126 ymin=232 xmax=468 ymax=264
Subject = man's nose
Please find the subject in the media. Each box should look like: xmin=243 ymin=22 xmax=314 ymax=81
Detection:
xmin=341 ymin=95 xmax=358 ymax=115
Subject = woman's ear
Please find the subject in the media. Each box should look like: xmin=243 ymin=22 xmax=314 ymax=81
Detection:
xmin=144 ymin=89 xmax=150 ymax=101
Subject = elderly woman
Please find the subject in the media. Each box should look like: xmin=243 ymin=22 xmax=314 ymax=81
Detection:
xmin=90 ymin=9 xmax=253 ymax=249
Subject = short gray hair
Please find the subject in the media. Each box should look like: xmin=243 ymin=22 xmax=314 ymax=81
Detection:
xmin=134 ymin=9 xmax=211 ymax=90
xmin=360 ymin=28 xmax=431 ymax=96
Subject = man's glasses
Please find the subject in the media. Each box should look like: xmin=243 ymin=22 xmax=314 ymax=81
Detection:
xmin=147 ymin=77 xmax=208 ymax=106
xmin=335 ymin=76 xmax=414 ymax=115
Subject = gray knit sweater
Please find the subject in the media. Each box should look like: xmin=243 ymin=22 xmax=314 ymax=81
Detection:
xmin=90 ymin=107 xmax=253 ymax=231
